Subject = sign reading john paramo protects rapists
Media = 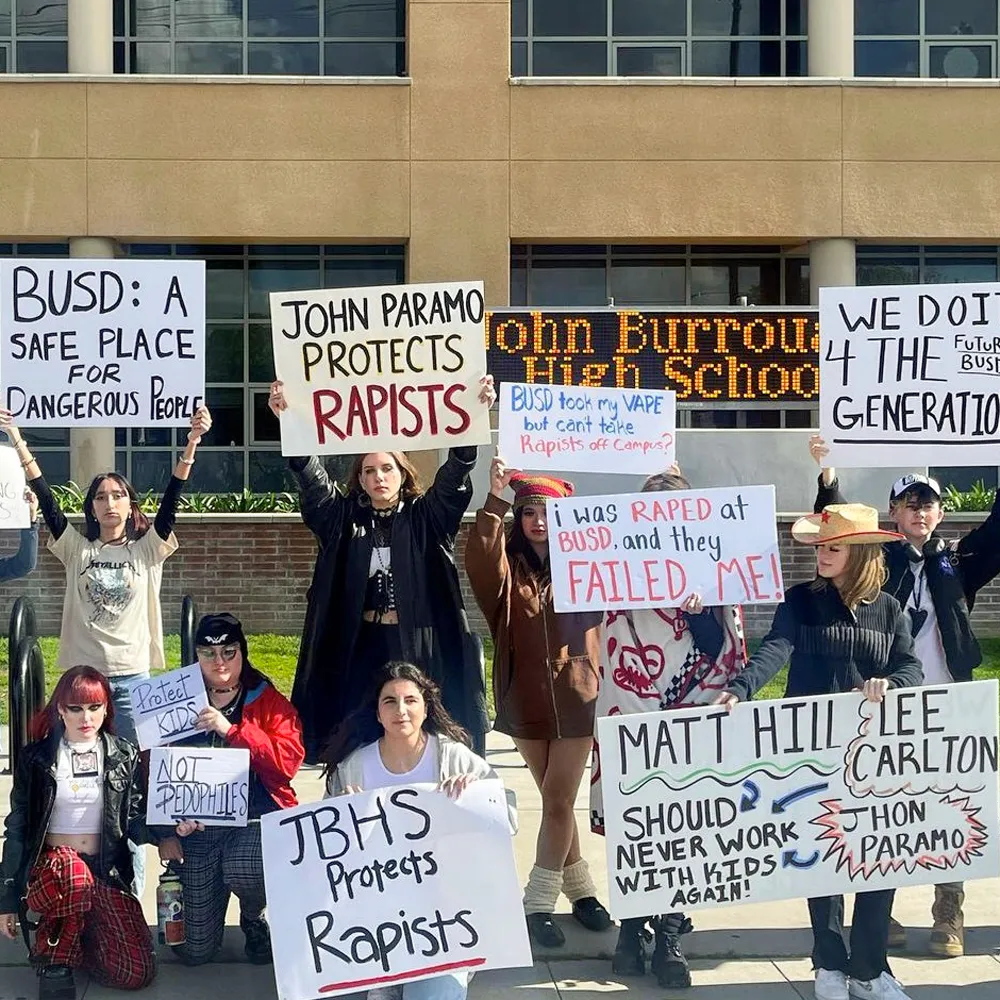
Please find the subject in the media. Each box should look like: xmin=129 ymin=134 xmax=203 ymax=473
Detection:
xmin=0 ymin=260 xmax=205 ymax=426
xmin=598 ymin=681 xmax=999 ymax=919
xmin=269 ymin=281 xmax=492 ymax=456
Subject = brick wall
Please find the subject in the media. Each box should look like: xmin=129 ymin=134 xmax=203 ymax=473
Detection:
xmin=1 ymin=513 xmax=997 ymax=644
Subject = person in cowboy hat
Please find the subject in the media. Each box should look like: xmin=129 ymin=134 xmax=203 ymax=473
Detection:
xmin=809 ymin=438 xmax=1000 ymax=957
xmin=714 ymin=503 xmax=923 ymax=1000
xmin=464 ymin=460 xmax=610 ymax=949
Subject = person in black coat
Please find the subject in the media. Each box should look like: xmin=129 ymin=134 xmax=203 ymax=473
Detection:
xmin=715 ymin=503 xmax=923 ymax=1000
xmin=269 ymin=377 xmax=495 ymax=763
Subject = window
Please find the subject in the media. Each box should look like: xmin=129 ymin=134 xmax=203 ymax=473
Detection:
xmin=855 ymin=0 xmax=999 ymax=77
xmin=512 ymin=0 xmax=807 ymax=77
xmin=856 ymin=244 xmax=1000 ymax=286
xmin=0 ymin=0 xmax=69 ymax=72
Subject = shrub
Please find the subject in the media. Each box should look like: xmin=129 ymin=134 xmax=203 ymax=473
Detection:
xmin=941 ymin=481 xmax=997 ymax=513
xmin=50 ymin=483 xmax=304 ymax=514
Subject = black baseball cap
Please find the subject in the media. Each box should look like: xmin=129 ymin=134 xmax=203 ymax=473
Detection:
xmin=195 ymin=613 xmax=248 ymax=658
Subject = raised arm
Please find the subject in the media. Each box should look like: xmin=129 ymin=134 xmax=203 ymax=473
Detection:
xmin=809 ymin=435 xmax=846 ymax=512
xmin=0 ymin=412 xmax=68 ymax=539
xmin=465 ymin=457 xmax=515 ymax=629
xmin=153 ymin=406 xmax=212 ymax=540
xmin=954 ymin=485 xmax=1000 ymax=604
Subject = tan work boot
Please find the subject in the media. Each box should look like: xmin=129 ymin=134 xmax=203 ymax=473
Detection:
xmin=929 ymin=885 xmax=965 ymax=957
xmin=887 ymin=915 xmax=906 ymax=949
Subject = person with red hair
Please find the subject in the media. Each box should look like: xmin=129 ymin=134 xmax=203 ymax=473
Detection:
xmin=0 ymin=666 xmax=154 ymax=1000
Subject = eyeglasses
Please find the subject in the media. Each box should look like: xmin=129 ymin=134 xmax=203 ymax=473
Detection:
xmin=196 ymin=645 xmax=240 ymax=663
xmin=94 ymin=490 xmax=129 ymax=503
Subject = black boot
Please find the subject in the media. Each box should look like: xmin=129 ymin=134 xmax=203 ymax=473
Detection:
xmin=525 ymin=912 xmax=565 ymax=948
xmin=612 ymin=917 xmax=649 ymax=976
xmin=38 ymin=965 xmax=75 ymax=1000
xmin=241 ymin=916 xmax=273 ymax=964
xmin=651 ymin=913 xmax=694 ymax=989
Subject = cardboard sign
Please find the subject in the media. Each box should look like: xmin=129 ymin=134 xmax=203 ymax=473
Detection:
xmin=128 ymin=664 xmax=208 ymax=750
xmin=547 ymin=485 xmax=783 ymax=612
xmin=497 ymin=383 xmax=676 ymax=474
xmin=261 ymin=781 xmax=531 ymax=999
xmin=0 ymin=259 xmax=205 ymax=427
xmin=269 ymin=280 xmax=492 ymax=456
xmin=147 ymin=747 xmax=250 ymax=827
xmin=598 ymin=682 xmax=1000 ymax=917
xmin=820 ymin=281 xmax=1000 ymax=466
xmin=0 ymin=445 xmax=29 ymax=529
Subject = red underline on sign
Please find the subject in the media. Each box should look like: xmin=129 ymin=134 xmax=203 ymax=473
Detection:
xmin=318 ymin=957 xmax=487 ymax=992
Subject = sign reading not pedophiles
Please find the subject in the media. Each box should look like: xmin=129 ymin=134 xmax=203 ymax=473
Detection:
xmin=147 ymin=747 xmax=250 ymax=827
xmin=269 ymin=280 xmax=492 ymax=456
xmin=547 ymin=485 xmax=783 ymax=612
xmin=819 ymin=281 xmax=1000 ymax=466
xmin=0 ymin=259 xmax=205 ymax=427
xmin=0 ymin=446 xmax=30 ymax=528
xmin=497 ymin=383 xmax=676 ymax=474
xmin=128 ymin=664 xmax=208 ymax=750
xmin=261 ymin=781 xmax=530 ymax=999
xmin=598 ymin=681 xmax=1000 ymax=917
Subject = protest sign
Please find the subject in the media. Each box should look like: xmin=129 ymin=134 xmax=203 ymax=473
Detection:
xmin=0 ymin=259 xmax=205 ymax=427
xmin=497 ymin=383 xmax=675 ymax=474
xmin=820 ymin=281 xmax=1000 ymax=466
xmin=261 ymin=780 xmax=531 ymax=999
xmin=597 ymin=681 xmax=1000 ymax=917
xmin=147 ymin=747 xmax=250 ymax=827
xmin=0 ymin=446 xmax=29 ymax=528
xmin=269 ymin=280 xmax=492 ymax=456
xmin=547 ymin=484 xmax=783 ymax=612
xmin=128 ymin=664 xmax=208 ymax=750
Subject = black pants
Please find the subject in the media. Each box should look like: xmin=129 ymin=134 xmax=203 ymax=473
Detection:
xmin=809 ymin=890 xmax=895 ymax=981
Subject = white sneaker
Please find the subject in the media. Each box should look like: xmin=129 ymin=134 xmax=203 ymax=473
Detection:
xmin=848 ymin=972 xmax=912 ymax=1000
xmin=815 ymin=969 xmax=849 ymax=1000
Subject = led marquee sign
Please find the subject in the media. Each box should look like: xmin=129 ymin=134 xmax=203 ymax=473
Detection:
xmin=485 ymin=309 xmax=820 ymax=403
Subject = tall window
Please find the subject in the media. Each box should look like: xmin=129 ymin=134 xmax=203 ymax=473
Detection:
xmin=511 ymin=0 xmax=807 ymax=77
xmin=855 ymin=0 xmax=999 ymax=78
xmin=0 ymin=1 xmax=69 ymax=72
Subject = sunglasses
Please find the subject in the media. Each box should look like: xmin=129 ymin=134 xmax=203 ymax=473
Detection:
xmin=195 ymin=645 xmax=240 ymax=662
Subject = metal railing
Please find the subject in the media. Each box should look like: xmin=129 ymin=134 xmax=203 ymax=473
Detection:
xmin=180 ymin=594 xmax=197 ymax=665
xmin=6 ymin=597 xmax=44 ymax=775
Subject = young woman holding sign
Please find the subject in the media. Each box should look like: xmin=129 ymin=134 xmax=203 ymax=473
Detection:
xmin=714 ymin=504 xmax=923 ymax=1000
xmin=0 ymin=666 xmax=155 ymax=1000
xmin=464 ymin=460 xmax=610 ymax=948
xmin=590 ymin=464 xmax=748 ymax=989
xmin=324 ymin=661 xmax=514 ymax=1000
xmin=268 ymin=377 xmax=496 ymax=764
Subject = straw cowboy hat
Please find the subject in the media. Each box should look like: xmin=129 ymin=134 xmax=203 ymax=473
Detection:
xmin=791 ymin=503 xmax=904 ymax=546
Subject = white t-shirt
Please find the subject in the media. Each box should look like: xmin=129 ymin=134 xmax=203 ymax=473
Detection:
xmin=50 ymin=527 xmax=178 ymax=676
xmin=48 ymin=738 xmax=104 ymax=834
xmin=907 ymin=562 xmax=952 ymax=686
xmin=359 ymin=733 xmax=439 ymax=790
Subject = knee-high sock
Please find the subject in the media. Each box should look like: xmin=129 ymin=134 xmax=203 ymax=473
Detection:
xmin=523 ymin=865 xmax=563 ymax=915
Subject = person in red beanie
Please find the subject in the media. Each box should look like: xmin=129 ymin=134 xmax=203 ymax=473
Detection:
xmin=465 ymin=457 xmax=610 ymax=949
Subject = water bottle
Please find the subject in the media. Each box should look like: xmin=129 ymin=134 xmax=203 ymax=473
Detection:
xmin=156 ymin=867 xmax=185 ymax=946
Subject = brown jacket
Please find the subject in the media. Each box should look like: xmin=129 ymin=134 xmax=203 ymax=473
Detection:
xmin=464 ymin=493 xmax=601 ymax=739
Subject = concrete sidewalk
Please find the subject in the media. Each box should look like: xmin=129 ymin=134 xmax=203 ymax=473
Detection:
xmin=1 ymin=729 xmax=998 ymax=998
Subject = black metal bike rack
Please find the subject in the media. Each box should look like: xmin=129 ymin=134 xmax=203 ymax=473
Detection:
xmin=6 ymin=597 xmax=43 ymax=775
xmin=180 ymin=594 xmax=198 ymax=665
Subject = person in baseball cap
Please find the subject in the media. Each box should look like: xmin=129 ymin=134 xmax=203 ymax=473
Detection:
xmin=888 ymin=473 xmax=942 ymax=507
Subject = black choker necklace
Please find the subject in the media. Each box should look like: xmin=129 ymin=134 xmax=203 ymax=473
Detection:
xmin=209 ymin=682 xmax=241 ymax=694
xmin=372 ymin=503 xmax=398 ymax=518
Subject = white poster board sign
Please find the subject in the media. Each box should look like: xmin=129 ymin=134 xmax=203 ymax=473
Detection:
xmin=598 ymin=682 xmax=1000 ymax=918
xmin=269 ymin=280 xmax=492 ymax=456
xmin=548 ymin=484 xmax=783 ymax=612
xmin=0 ymin=445 xmax=29 ymax=528
xmin=128 ymin=664 xmax=209 ymax=750
xmin=498 ymin=383 xmax=676 ymax=474
xmin=819 ymin=281 xmax=1000 ymax=466
xmin=0 ymin=259 xmax=205 ymax=427
xmin=147 ymin=747 xmax=250 ymax=827
xmin=262 ymin=781 xmax=531 ymax=999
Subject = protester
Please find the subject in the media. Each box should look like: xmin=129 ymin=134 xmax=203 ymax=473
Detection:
xmin=0 ymin=666 xmax=154 ymax=1000
xmin=324 ymin=661 xmax=515 ymax=1000
xmin=268 ymin=377 xmax=496 ymax=762
xmin=155 ymin=613 xmax=304 ymax=966
xmin=0 ymin=488 xmax=40 ymax=581
xmin=590 ymin=464 xmax=747 ymax=988
xmin=810 ymin=437 xmax=1000 ymax=957
xmin=714 ymin=503 xmax=923 ymax=1000
xmin=464 ymin=459 xmax=608 ymax=948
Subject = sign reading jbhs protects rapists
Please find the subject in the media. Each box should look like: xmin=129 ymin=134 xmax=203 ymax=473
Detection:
xmin=598 ymin=682 xmax=1000 ymax=917
xmin=0 ymin=260 xmax=205 ymax=426
xmin=269 ymin=280 xmax=492 ymax=456
xmin=819 ymin=281 xmax=1000 ymax=466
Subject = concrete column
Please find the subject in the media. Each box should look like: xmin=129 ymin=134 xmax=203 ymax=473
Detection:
xmin=809 ymin=237 xmax=856 ymax=303
xmin=808 ymin=0 xmax=854 ymax=78
xmin=68 ymin=0 xmax=113 ymax=74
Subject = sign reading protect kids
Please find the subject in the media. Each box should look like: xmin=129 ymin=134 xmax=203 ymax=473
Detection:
xmin=0 ymin=259 xmax=205 ymax=427
xmin=269 ymin=281 xmax=492 ymax=456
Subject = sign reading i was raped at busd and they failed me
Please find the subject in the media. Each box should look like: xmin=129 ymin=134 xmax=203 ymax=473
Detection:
xmin=598 ymin=681 xmax=999 ymax=917
xmin=498 ymin=383 xmax=676 ymax=474
xmin=820 ymin=280 xmax=1000 ymax=466
xmin=127 ymin=664 xmax=209 ymax=750
xmin=261 ymin=781 xmax=531 ymax=999
xmin=146 ymin=747 xmax=250 ymax=827
xmin=269 ymin=281 xmax=492 ymax=455
xmin=547 ymin=485 xmax=783 ymax=612
xmin=0 ymin=259 xmax=205 ymax=427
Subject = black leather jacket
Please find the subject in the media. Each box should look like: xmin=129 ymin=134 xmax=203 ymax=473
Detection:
xmin=0 ymin=729 xmax=148 ymax=914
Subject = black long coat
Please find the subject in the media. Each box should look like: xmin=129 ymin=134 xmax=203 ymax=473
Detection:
xmin=288 ymin=448 xmax=488 ymax=761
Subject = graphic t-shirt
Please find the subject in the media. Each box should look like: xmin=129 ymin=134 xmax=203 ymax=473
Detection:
xmin=50 ymin=527 xmax=178 ymax=676
xmin=48 ymin=738 xmax=105 ymax=834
